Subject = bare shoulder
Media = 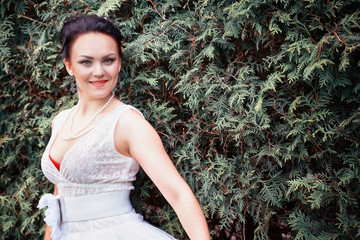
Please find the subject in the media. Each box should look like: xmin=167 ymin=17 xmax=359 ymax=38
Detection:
xmin=114 ymin=108 xmax=156 ymax=157
xmin=117 ymin=108 xmax=151 ymax=131
xmin=122 ymin=107 xmax=145 ymax=121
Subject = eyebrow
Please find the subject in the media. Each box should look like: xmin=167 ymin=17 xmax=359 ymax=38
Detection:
xmin=78 ymin=53 xmax=117 ymax=59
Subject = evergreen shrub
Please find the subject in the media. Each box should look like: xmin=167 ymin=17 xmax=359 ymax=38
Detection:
xmin=0 ymin=0 xmax=359 ymax=239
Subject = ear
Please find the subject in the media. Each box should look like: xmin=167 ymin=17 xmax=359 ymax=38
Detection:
xmin=64 ymin=59 xmax=74 ymax=76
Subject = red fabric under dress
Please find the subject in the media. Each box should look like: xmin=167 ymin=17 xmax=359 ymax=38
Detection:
xmin=49 ymin=155 xmax=60 ymax=171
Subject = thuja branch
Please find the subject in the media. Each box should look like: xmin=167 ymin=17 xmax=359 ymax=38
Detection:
xmin=18 ymin=14 xmax=49 ymax=26
xmin=144 ymin=22 xmax=175 ymax=46
xmin=147 ymin=0 xmax=165 ymax=19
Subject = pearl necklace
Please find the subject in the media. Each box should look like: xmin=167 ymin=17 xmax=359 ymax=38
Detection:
xmin=60 ymin=92 xmax=115 ymax=140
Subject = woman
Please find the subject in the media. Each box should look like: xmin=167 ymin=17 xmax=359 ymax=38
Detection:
xmin=38 ymin=14 xmax=210 ymax=240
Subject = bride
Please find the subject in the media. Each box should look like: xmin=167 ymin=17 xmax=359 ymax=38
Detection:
xmin=38 ymin=14 xmax=210 ymax=240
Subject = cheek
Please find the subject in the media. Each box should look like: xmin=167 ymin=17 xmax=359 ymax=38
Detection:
xmin=109 ymin=65 xmax=121 ymax=76
xmin=74 ymin=67 xmax=92 ymax=78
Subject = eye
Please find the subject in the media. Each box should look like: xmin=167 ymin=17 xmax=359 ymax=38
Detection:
xmin=80 ymin=60 xmax=92 ymax=66
xmin=104 ymin=58 xmax=115 ymax=65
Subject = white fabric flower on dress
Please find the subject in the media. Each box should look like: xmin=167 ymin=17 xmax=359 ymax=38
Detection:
xmin=38 ymin=194 xmax=63 ymax=240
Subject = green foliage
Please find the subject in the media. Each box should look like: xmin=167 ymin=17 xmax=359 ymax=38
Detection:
xmin=1 ymin=0 xmax=359 ymax=239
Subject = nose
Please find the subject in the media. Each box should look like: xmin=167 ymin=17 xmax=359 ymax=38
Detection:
xmin=93 ymin=63 xmax=105 ymax=77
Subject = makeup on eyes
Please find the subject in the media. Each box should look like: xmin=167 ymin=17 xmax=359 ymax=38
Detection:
xmin=78 ymin=54 xmax=117 ymax=66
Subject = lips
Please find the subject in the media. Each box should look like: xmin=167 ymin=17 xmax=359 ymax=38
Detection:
xmin=89 ymin=80 xmax=108 ymax=87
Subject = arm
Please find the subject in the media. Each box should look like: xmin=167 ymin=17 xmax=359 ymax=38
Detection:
xmin=44 ymin=116 xmax=58 ymax=240
xmin=44 ymin=185 xmax=58 ymax=240
xmin=116 ymin=110 xmax=210 ymax=240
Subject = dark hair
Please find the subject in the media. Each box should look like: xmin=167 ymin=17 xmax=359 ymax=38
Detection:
xmin=60 ymin=14 xmax=123 ymax=59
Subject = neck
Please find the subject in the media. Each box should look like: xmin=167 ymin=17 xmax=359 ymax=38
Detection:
xmin=76 ymin=92 xmax=114 ymax=116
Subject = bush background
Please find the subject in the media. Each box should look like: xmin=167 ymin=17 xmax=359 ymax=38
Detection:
xmin=0 ymin=0 xmax=359 ymax=239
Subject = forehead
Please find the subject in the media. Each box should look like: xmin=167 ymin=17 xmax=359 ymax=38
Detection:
xmin=70 ymin=32 xmax=119 ymax=57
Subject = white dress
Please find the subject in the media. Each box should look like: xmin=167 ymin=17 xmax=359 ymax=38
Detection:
xmin=40 ymin=105 xmax=176 ymax=240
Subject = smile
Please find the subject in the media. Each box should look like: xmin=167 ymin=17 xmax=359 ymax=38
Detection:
xmin=89 ymin=80 xmax=108 ymax=87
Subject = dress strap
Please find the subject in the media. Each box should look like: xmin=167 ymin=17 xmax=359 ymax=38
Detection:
xmin=52 ymin=108 xmax=73 ymax=135
xmin=108 ymin=105 xmax=144 ymax=132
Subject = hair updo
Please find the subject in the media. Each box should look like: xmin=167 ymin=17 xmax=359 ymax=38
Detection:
xmin=60 ymin=14 xmax=123 ymax=60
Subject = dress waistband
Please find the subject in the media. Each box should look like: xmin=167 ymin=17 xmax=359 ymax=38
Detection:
xmin=60 ymin=190 xmax=132 ymax=222
xmin=38 ymin=190 xmax=132 ymax=239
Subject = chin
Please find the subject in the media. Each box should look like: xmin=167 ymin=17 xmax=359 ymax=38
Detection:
xmin=79 ymin=89 xmax=114 ymax=100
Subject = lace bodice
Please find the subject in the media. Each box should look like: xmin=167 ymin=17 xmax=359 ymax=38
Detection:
xmin=41 ymin=105 xmax=142 ymax=198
